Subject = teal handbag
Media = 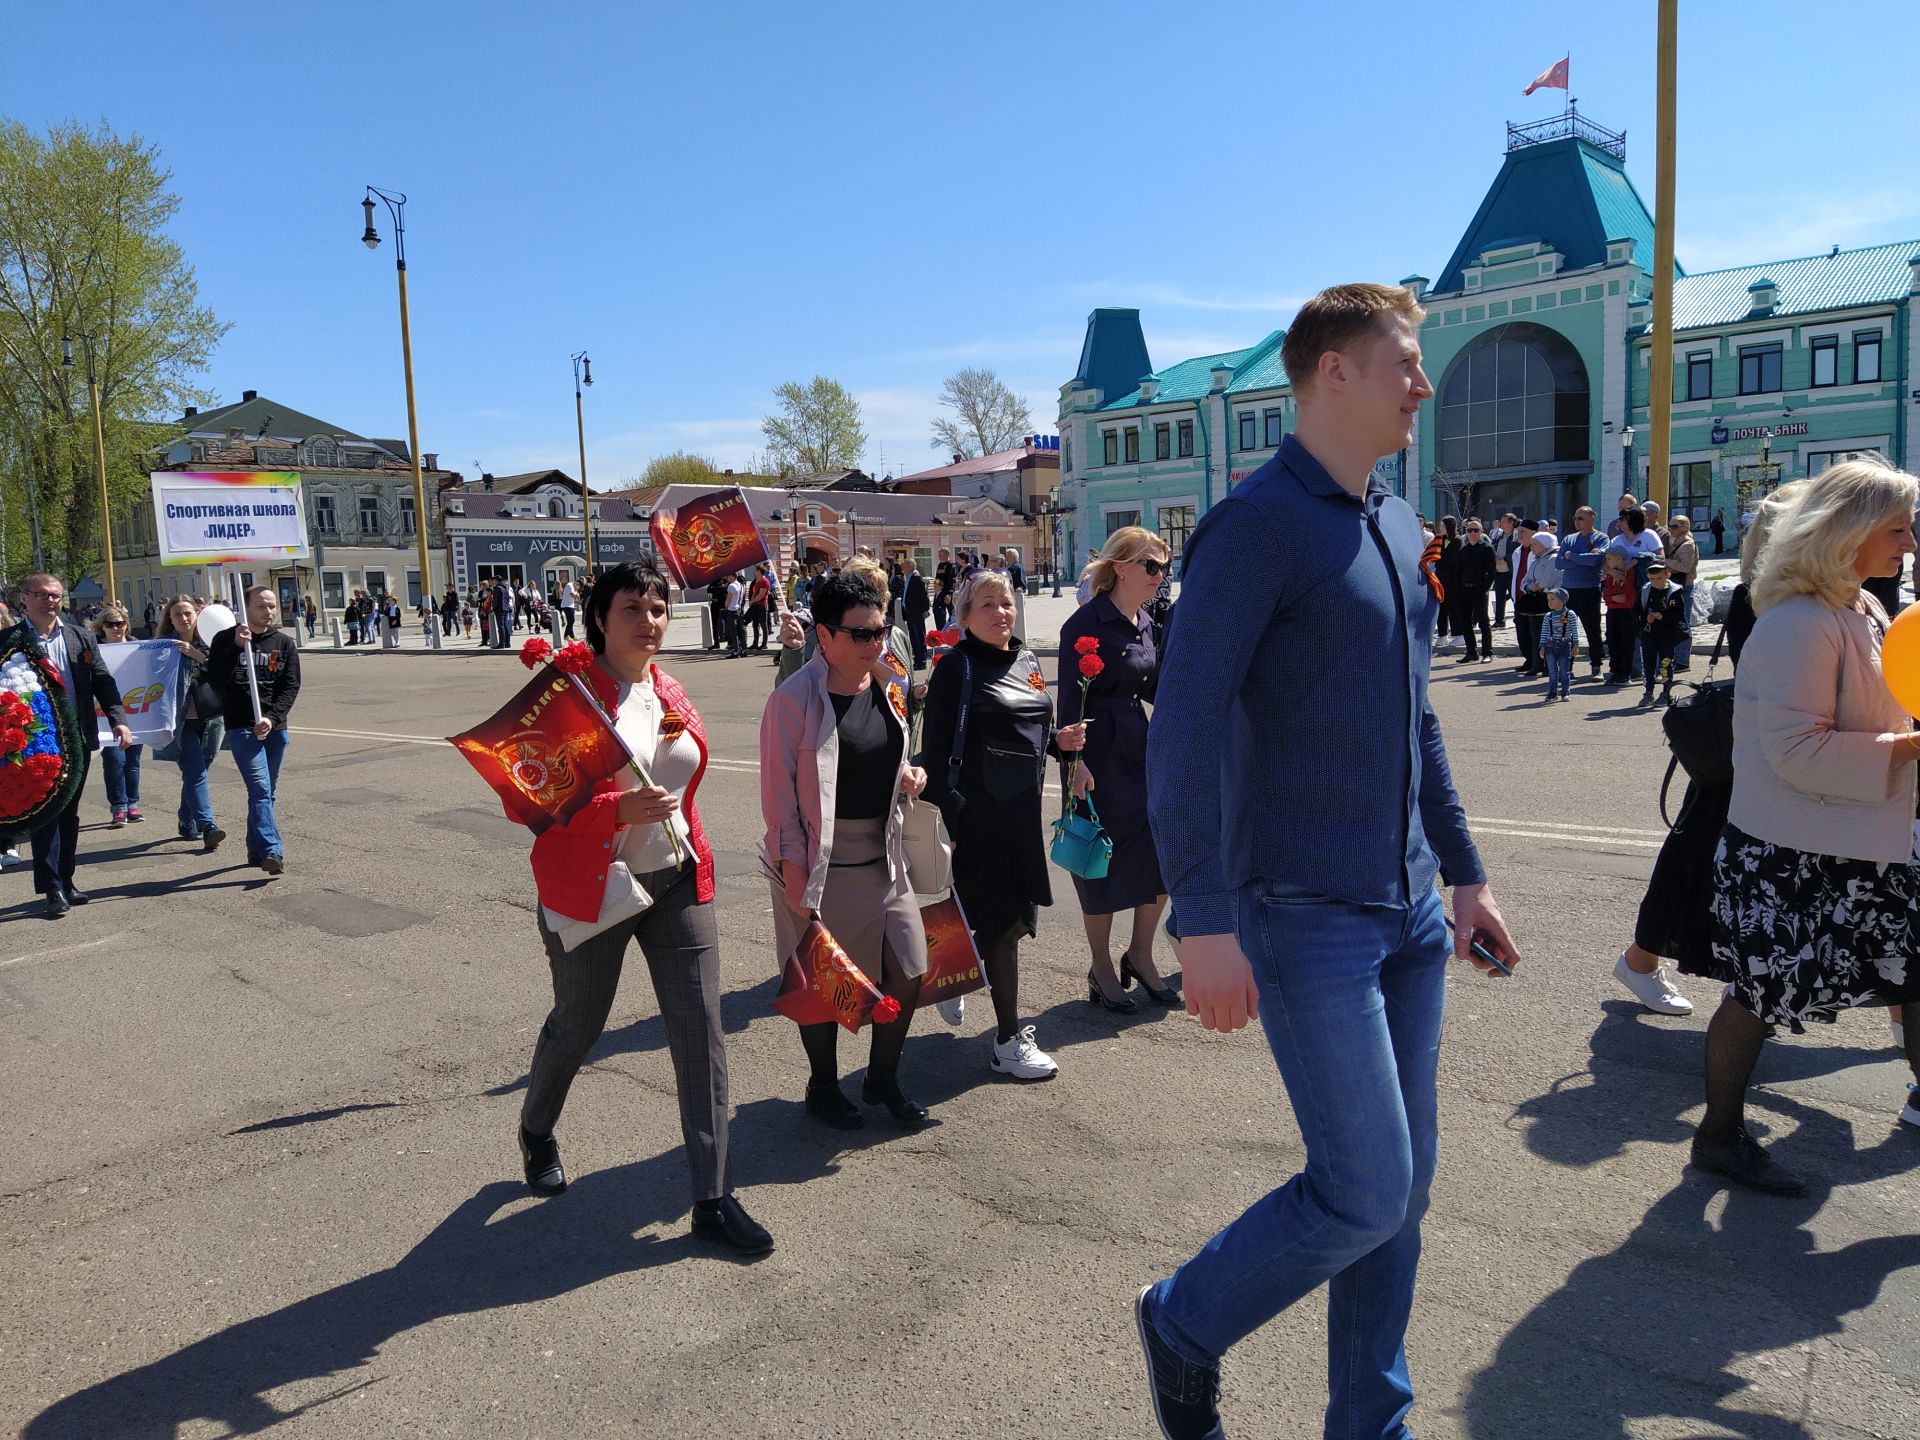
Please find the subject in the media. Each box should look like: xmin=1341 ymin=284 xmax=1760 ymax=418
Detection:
xmin=1050 ymin=793 xmax=1113 ymax=880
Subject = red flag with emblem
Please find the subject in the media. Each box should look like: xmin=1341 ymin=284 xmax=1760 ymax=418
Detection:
xmin=447 ymin=669 xmax=629 ymax=833
xmin=649 ymin=486 xmax=772 ymax=589
xmin=772 ymin=919 xmax=899 ymax=1032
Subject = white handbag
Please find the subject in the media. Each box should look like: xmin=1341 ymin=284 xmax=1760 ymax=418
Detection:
xmin=541 ymin=860 xmax=654 ymax=954
xmin=900 ymin=794 xmax=954 ymax=896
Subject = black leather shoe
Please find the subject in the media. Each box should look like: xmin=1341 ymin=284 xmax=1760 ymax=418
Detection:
xmin=861 ymin=1075 xmax=932 ymax=1130
xmin=1690 ymin=1128 xmax=1807 ymax=1196
xmin=1088 ymin=972 xmax=1139 ymax=1013
xmin=44 ymin=892 xmax=70 ymax=919
xmin=519 ymin=1125 xmax=567 ymax=1195
xmin=62 ymin=886 xmax=89 ymax=905
xmin=691 ymin=1195 xmax=774 ymax=1255
xmin=1136 ymin=1284 xmax=1225 ymax=1439
xmin=805 ymin=1080 xmax=865 ymax=1130
xmin=1122 ymin=956 xmax=1181 ymax=1006
xmin=202 ymin=826 xmax=226 ymax=854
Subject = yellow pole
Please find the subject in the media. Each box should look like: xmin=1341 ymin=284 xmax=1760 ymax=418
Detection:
xmin=576 ymin=385 xmax=593 ymax=579
xmin=396 ymin=264 xmax=433 ymax=610
xmin=88 ymin=376 xmax=114 ymax=603
xmin=1646 ymin=0 xmax=1678 ymax=513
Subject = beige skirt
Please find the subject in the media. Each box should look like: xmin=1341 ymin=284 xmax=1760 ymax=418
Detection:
xmin=770 ymin=816 xmax=928 ymax=986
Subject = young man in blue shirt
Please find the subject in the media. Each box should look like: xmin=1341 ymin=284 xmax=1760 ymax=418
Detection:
xmin=1136 ymin=283 xmax=1521 ymax=1440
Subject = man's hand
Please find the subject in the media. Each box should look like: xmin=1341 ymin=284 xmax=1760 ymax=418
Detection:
xmin=251 ymin=718 xmax=273 ymax=740
xmin=235 ymin=625 xmax=254 ymax=645
xmin=112 ymin=723 xmax=135 ymax=751
xmin=1180 ymin=933 xmax=1260 ymax=1032
xmin=1452 ymin=882 xmax=1520 ymax=975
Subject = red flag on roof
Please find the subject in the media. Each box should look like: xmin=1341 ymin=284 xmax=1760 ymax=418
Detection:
xmin=1523 ymin=56 xmax=1570 ymax=95
xmin=648 ymin=485 xmax=772 ymax=589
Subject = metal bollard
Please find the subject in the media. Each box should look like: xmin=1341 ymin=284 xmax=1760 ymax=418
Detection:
xmin=331 ymin=618 xmax=344 ymax=650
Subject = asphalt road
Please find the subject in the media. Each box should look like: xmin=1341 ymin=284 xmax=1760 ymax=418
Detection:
xmin=2 ymin=627 xmax=1915 ymax=1440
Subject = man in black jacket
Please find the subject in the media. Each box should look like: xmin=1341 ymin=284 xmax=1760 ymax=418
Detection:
xmin=1451 ymin=520 xmax=1497 ymax=663
xmin=898 ymin=554 xmax=931 ymax=667
xmin=17 ymin=573 xmax=132 ymax=917
xmin=206 ymin=586 xmax=301 ymax=875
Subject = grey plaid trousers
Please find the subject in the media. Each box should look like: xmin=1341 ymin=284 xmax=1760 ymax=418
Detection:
xmin=522 ymin=862 xmax=731 ymax=1201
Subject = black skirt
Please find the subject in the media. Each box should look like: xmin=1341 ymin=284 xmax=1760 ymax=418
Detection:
xmin=1634 ymin=778 xmax=1732 ymax=976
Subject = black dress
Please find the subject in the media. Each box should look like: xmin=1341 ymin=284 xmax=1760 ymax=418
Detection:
xmin=918 ymin=635 xmax=1060 ymax=951
xmin=1056 ymin=593 xmax=1164 ymax=915
xmin=1634 ymin=585 xmax=1754 ymax=973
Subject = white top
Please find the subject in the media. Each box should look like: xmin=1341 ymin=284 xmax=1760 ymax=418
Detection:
xmin=561 ymin=582 xmax=577 ymax=606
xmin=612 ymin=675 xmax=698 ymax=874
xmin=725 ymin=580 xmax=746 ymax=612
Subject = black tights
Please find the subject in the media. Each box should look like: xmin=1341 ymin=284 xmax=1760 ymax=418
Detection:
xmin=1700 ymin=995 xmax=1920 ymax=1144
xmin=800 ymin=944 xmax=920 ymax=1087
xmin=981 ymin=923 xmax=1025 ymax=1044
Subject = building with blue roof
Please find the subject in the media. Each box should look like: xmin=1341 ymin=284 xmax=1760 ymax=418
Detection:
xmin=1055 ymin=105 xmax=1919 ymax=567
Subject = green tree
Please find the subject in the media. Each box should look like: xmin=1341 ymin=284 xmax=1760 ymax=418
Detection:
xmin=761 ymin=376 xmax=865 ymax=477
xmin=639 ymin=450 xmax=721 ymax=488
xmin=0 ymin=120 xmax=226 ymax=582
xmin=930 ymin=366 xmax=1032 ymax=459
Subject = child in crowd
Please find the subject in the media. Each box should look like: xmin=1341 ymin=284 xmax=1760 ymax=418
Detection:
xmin=1538 ymin=587 xmax=1579 ymax=702
xmin=1601 ymin=549 xmax=1640 ymax=685
xmin=1639 ymin=560 xmax=1684 ymax=706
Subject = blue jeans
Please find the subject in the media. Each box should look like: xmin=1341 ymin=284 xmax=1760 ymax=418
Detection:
xmin=101 ymin=744 xmax=143 ymax=809
xmin=229 ymin=728 xmax=288 ymax=860
xmin=1152 ymin=881 xmax=1449 ymax=1440
xmin=1543 ymin=649 xmax=1572 ymax=699
xmin=176 ymin=721 xmax=221 ymax=835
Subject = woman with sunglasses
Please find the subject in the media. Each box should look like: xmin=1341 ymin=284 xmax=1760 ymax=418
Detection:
xmin=761 ymin=570 xmax=933 ymax=1129
xmin=91 ymin=607 xmax=144 ymax=827
xmin=1058 ymin=527 xmax=1178 ymax=1012
xmin=920 ymin=570 xmax=1088 ymax=1080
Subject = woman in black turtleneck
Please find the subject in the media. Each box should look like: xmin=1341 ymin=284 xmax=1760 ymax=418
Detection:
xmin=919 ymin=571 xmax=1086 ymax=1082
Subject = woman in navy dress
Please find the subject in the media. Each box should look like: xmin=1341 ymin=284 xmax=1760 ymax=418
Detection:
xmin=1057 ymin=526 xmax=1178 ymax=1011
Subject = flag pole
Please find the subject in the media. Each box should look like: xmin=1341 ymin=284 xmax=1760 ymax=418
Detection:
xmin=1647 ymin=0 xmax=1678 ymax=513
xmin=228 ymin=573 xmax=264 ymax=728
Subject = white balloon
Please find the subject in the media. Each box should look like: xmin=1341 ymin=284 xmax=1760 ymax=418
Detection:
xmin=195 ymin=603 xmax=236 ymax=647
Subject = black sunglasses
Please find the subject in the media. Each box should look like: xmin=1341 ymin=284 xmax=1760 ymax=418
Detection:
xmin=102 ymin=620 xmax=128 ymax=628
xmin=1135 ymin=557 xmax=1167 ymax=577
xmin=822 ymin=621 xmax=888 ymax=644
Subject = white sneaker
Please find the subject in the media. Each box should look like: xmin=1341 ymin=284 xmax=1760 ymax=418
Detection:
xmin=0 ymin=847 xmax=20 ymax=869
xmin=1614 ymin=952 xmax=1693 ymax=1015
xmin=990 ymin=1025 xmax=1058 ymax=1081
xmin=1902 ymin=1084 xmax=1920 ymax=1130
xmin=937 ymin=996 xmax=964 ymax=1027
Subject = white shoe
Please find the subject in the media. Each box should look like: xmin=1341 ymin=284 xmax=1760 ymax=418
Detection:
xmin=990 ymin=1025 xmax=1058 ymax=1081
xmin=1902 ymin=1084 xmax=1920 ymax=1130
xmin=0 ymin=847 xmax=20 ymax=868
xmin=1614 ymin=952 xmax=1693 ymax=1015
xmin=937 ymin=996 xmax=964 ymax=1027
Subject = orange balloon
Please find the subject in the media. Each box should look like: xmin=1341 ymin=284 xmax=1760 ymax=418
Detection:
xmin=1881 ymin=602 xmax=1920 ymax=720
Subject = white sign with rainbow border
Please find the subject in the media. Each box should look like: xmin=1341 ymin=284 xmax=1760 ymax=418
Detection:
xmin=150 ymin=470 xmax=311 ymax=566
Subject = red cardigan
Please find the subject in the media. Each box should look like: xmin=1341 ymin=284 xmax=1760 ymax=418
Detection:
xmin=528 ymin=662 xmax=716 ymax=922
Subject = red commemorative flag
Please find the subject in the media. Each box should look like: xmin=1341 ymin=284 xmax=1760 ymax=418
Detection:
xmin=448 ymin=669 xmax=629 ymax=833
xmin=1523 ymin=56 xmax=1570 ymax=95
xmin=649 ymin=485 xmax=772 ymax=589
xmin=771 ymin=919 xmax=896 ymax=1031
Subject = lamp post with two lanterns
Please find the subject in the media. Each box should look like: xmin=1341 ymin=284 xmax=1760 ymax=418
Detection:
xmin=360 ymin=186 xmax=435 ymax=610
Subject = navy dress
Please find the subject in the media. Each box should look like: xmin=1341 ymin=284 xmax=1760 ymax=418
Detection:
xmin=1057 ymin=592 xmax=1164 ymax=915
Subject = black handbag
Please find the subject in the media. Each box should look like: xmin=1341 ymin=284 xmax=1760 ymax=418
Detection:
xmin=1660 ymin=620 xmax=1734 ymax=794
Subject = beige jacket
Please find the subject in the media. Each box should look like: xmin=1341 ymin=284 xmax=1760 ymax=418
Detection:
xmin=1728 ymin=593 xmax=1916 ymax=864
xmin=758 ymin=650 xmax=914 ymax=910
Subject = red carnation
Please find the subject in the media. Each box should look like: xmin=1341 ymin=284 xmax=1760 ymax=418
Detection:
xmin=872 ymin=995 xmax=902 ymax=1024
xmin=1074 ymin=635 xmax=1100 ymax=656
xmin=1077 ymin=653 xmax=1105 ymax=679
xmin=519 ymin=636 xmax=554 ymax=669
xmin=552 ymin=641 xmax=595 ymax=675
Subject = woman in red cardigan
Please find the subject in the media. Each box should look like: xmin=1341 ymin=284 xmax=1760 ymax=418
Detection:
xmin=518 ymin=558 xmax=771 ymax=1255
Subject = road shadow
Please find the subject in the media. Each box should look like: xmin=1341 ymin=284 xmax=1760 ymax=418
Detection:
xmin=1462 ymin=1093 xmax=1920 ymax=1438
xmin=23 ymin=1097 xmax=834 ymax=1440
xmin=1510 ymin=1001 xmax=1894 ymax=1169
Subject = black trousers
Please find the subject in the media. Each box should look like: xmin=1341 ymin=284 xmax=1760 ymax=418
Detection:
xmin=1492 ymin=575 xmax=1510 ymax=626
xmin=1514 ymin=598 xmax=1547 ymax=671
xmin=1566 ymin=588 xmax=1604 ymax=673
xmin=1605 ymin=608 xmax=1641 ymax=681
xmin=31 ymin=749 xmax=92 ymax=895
xmin=906 ymin=612 xmax=928 ymax=667
xmin=1450 ymin=588 xmax=1491 ymax=658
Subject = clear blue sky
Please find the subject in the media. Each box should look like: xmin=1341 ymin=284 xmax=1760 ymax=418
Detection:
xmin=5 ymin=0 xmax=1915 ymax=487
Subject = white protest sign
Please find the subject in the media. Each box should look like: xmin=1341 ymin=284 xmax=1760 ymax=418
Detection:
xmin=95 ymin=640 xmax=182 ymax=750
xmin=150 ymin=470 xmax=311 ymax=566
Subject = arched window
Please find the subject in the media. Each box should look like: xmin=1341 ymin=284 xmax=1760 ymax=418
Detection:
xmin=1435 ymin=323 xmax=1589 ymax=472
xmin=548 ymin=497 xmax=566 ymax=518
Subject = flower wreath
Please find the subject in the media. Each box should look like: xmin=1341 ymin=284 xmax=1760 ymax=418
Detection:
xmin=0 ymin=624 xmax=86 ymax=841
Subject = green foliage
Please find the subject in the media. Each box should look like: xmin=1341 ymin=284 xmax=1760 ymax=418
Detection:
xmin=0 ymin=120 xmax=226 ymax=584
xmin=761 ymin=376 xmax=865 ymax=477
xmin=639 ymin=450 xmax=722 ymax=488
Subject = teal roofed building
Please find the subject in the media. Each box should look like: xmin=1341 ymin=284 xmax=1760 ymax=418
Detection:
xmin=1056 ymin=104 xmax=1920 ymax=568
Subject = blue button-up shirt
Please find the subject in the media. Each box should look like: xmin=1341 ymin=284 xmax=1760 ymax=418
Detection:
xmin=1147 ymin=435 xmax=1485 ymax=936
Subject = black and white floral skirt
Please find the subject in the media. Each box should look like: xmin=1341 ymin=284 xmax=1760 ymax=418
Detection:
xmin=1710 ymin=822 xmax=1920 ymax=1033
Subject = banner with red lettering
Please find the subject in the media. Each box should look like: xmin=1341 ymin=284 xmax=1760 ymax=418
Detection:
xmin=448 ymin=669 xmax=629 ymax=832
xmin=918 ymin=892 xmax=988 ymax=1004
xmin=649 ymin=486 xmax=772 ymax=589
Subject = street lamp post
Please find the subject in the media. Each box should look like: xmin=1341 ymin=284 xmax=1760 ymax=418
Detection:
xmin=571 ymin=351 xmax=594 ymax=578
xmin=361 ymin=186 xmax=435 ymax=612
xmin=1621 ymin=424 xmax=1636 ymax=503
xmin=60 ymin=331 xmax=114 ymax=602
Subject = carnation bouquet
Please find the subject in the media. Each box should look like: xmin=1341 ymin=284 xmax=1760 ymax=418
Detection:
xmin=0 ymin=627 xmax=86 ymax=842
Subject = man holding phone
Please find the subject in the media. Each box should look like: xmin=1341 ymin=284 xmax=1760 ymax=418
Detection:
xmin=1138 ymin=283 xmax=1520 ymax=1440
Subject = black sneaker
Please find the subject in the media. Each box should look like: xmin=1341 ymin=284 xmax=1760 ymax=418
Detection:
xmin=1690 ymin=1127 xmax=1807 ymax=1196
xmin=1135 ymin=1285 xmax=1224 ymax=1440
